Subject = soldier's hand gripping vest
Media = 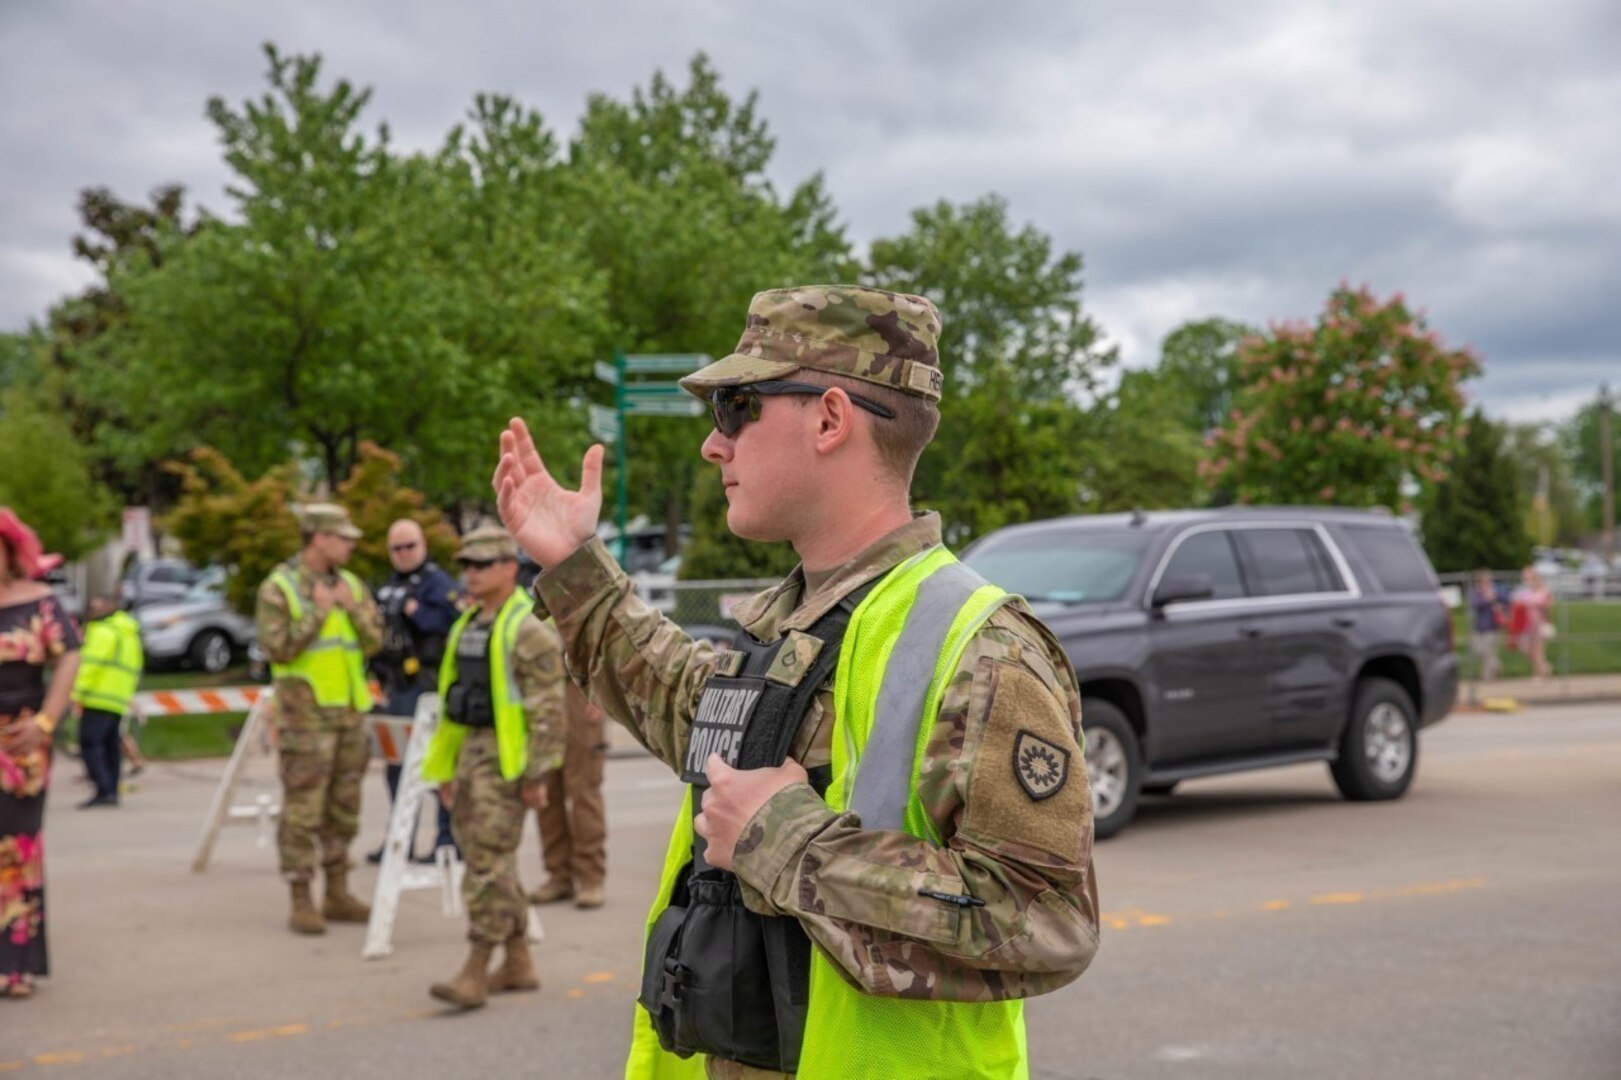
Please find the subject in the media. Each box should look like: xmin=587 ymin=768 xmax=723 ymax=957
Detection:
xmin=637 ymin=584 xmax=871 ymax=1074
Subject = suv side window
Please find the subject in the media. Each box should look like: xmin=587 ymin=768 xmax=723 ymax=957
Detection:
xmin=1340 ymin=524 xmax=1434 ymax=593
xmin=1161 ymin=530 xmax=1247 ymax=601
xmin=1235 ymin=528 xmax=1343 ymax=596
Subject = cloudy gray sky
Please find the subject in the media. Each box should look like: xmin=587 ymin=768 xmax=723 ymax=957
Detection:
xmin=2 ymin=1 xmax=1617 ymax=422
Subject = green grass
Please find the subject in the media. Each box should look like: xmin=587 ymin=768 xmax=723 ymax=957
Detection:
xmin=1451 ymin=600 xmax=1621 ymax=679
xmin=127 ymin=665 xmax=259 ymax=759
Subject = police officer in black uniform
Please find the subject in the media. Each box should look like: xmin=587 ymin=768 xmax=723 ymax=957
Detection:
xmin=367 ymin=518 xmax=462 ymax=862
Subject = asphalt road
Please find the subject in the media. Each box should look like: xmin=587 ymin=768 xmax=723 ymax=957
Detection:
xmin=6 ymin=703 xmax=1619 ymax=1079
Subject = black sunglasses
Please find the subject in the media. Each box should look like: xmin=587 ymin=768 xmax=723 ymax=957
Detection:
xmin=708 ymin=380 xmax=896 ymax=438
xmin=457 ymin=557 xmax=508 ymax=570
xmin=389 ymin=542 xmax=420 ymax=553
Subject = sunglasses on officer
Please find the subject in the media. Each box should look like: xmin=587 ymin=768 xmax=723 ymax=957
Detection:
xmin=707 ymin=380 xmax=896 ymax=438
xmin=456 ymin=556 xmax=511 ymax=571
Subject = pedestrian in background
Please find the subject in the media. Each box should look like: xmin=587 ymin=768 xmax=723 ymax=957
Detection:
xmin=421 ymin=527 xmax=565 ymax=1010
xmin=70 ymin=593 xmax=143 ymax=808
xmin=0 ymin=507 xmax=81 ymax=1000
xmin=254 ymin=503 xmax=382 ymax=936
xmin=368 ymin=517 xmax=461 ymax=863
xmin=529 ymin=681 xmax=608 ymax=909
xmin=1510 ymin=566 xmax=1554 ymax=680
xmin=1467 ymin=570 xmax=1507 ymax=682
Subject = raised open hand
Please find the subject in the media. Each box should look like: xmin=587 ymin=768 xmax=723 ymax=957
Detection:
xmin=492 ymin=418 xmax=605 ymax=569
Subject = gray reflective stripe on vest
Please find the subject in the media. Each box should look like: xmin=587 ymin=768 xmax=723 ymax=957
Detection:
xmin=81 ymin=657 xmax=141 ymax=675
xmin=305 ymin=636 xmax=362 ymax=653
xmin=849 ymin=559 xmax=997 ymax=833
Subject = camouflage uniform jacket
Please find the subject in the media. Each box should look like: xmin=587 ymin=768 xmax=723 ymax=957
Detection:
xmin=508 ymin=612 xmax=569 ymax=783
xmin=255 ymin=556 xmax=384 ymax=728
xmin=534 ymin=513 xmax=1101 ymax=1005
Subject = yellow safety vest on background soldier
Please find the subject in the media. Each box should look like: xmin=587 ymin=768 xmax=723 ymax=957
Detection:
xmin=71 ymin=609 xmax=142 ymax=717
xmin=253 ymin=502 xmax=382 ymax=936
xmin=420 ymin=526 xmax=567 ymax=1011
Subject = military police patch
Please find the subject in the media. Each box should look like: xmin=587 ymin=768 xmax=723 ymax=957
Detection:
xmin=1012 ymin=730 xmax=1070 ymax=801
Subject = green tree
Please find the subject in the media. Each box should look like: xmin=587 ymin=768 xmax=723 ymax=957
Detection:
xmin=566 ymin=54 xmax=853 ymax=563
xmin=1208 ymin=286 xmax=1479 ymax=509
xmin=1156 ymin=317 xmax=1257 ymax=434
xmin=1503 ymin=423 xmax=1585 ymax=547
xmin=1421 ymin=412 xmax=1532 ymax=573
xmin=864 ymin=196 xmax=1115 ymax=543
xmin=1562 ymin=389 xmax=1619 ymax=533
xmin=1076 ymin=370 xmax=1207 ymax=513
xmin=0 ymin=385 xmax=116 ymax=559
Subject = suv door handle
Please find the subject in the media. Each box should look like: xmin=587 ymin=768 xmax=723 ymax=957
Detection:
xmin=1239 ymin=626 xmax=1264 ymax=639
xmin=1332 ymin=617 xmax=1356 ymax=629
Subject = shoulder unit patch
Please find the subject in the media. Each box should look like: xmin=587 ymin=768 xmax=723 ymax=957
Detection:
xmin=1012 ymin=729 xmax=1070 ymax=801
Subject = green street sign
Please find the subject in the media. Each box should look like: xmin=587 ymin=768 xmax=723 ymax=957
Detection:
xmin=623 ymin=353 xmax=711 ymax=374
xmin=593 ymin=360 xmax=618 ymax=385
xmin=621 ymin=382 xmax=686 ymax=398
xmin=587 ymin=403 xmax=620 ymax=442
xmin=625 ymin=398 xmax=705 ymax=418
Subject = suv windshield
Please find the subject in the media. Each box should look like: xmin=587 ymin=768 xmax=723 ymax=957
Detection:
xmin=965 ymin=529 xmax=1152 ymax=604
xmin=183 ymin=566 xmax=226 ymax=600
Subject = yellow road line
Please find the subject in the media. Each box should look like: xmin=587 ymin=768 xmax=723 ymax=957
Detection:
xmin=1103 ymin=876 xmax=1486 ymax=931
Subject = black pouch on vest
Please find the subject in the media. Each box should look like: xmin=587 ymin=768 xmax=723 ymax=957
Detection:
xmin=637 ymin=585 xmax=869 ymax=1073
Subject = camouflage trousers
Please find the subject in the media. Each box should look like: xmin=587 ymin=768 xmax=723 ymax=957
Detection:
xmin=450 ymin=728 xmax=528 ymax=945
xmin=275 ymin=689 xmax=368 ymax=883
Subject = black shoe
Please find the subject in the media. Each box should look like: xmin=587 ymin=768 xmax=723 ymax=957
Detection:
xmin=77 ymin=795 xmax=119 ymax=809
xmin=409 ymin=850 xmax=437 ymax=865
xmin=365 ymin=847 xmax=386 ymax=865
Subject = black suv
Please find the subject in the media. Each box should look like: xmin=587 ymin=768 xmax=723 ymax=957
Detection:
xmin=962 ymin=507 xmax=1458 ymax=837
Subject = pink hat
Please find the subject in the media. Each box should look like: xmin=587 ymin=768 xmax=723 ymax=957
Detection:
xmin=0 ymin=507 xmax=60 ymax=579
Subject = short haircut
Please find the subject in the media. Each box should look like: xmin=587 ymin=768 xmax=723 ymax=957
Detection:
xmin=787 ymin=368 xmax=939 ymax=486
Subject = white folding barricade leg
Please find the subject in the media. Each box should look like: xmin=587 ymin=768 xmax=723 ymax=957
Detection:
xmin=190 ymin=692 xmax=280 ymax=873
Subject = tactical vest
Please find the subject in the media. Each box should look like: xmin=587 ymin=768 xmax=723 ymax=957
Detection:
xmin=629 ymin=546 xmax=1029 ymax=1079
xmin=72 ymin=611 xmax=143 ymax=716
xmin=422 ymin=590 xmax=535 ymax=783
xmin=445 ymin=618 xmax=496 ymax=727
xmin=269 ymin=567 xmax=373 ymax=712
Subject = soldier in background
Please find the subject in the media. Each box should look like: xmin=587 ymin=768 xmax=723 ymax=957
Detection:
xmin=528 ymin=682 xmax=609 ymax=908
xmin=254 ymin=503 xmax=382 ymax=936
xmin=494 ymin=285 xmax=1100 ymax=1078
xmin=367 ymin=518 xmax=461 ymax=863
xmin=421 ymin=527 xmax=565 ymax=1011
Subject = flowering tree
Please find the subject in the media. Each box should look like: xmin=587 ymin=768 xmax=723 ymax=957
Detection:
xmin=1205 ymin=286 xmax=1479 ymax=509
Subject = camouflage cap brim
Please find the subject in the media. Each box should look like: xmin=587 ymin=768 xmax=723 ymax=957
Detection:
xmin=678 ymin=352 xmax=801 ymax=400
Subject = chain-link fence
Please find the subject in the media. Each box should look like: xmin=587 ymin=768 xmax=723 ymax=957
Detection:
xmin=1438 ymin=569 xmax=1621 ymax=693
xmin=631 ymin=576 xmax=777 ymax=637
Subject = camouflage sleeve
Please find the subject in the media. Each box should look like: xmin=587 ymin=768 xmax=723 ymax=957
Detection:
xmin=532 ymin=536 xmax=720 ymax=774
xmin=346 ymin=580 xmax=383 ymax=658
xmin=254 ymin=575 xmax=323 ymax=665
xmin=513 ymin=615 xmax=567 ymax=783
xmin=731 ymin=610 xmax=1101 ymax=1002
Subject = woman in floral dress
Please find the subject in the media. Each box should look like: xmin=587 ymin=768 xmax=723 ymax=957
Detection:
xmin=0 ymin=508 xmax=81 ymax=1000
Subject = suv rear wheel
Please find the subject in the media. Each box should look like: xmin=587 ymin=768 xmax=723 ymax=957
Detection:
xmin=1082 ymin=698 xmax=1142 ymax=839
xmin=1330 ymin=677 xmax=1418 ymax=801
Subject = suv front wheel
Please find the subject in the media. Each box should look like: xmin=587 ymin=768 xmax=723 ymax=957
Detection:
xmin=1082 ymin=698 xmax=1142 ymax=839
xmin=1331 ymin=677 xmax=1418 ymax=801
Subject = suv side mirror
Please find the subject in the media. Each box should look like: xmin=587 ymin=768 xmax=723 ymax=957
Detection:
xmin=1152 ymin=573 xmax=1215 ymax=610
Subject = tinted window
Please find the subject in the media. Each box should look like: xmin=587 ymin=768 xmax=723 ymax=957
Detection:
xmin=1236 ymin=528 xmax=1342 ymax=596
xmin=1342 ymin=524 xmax=1435 ymax=593
xmin=1160 ymin=530 xmax=1246 ymax=601
xmin=149 ymin=566 xmax=186 ymax=584
xmin=965 ymin=528 xmax=1153 ymax=604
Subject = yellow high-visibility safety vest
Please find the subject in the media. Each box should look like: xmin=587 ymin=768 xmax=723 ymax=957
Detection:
xmin=421 ymin=589 xmax=536 ymax=784
xmin=628 ymin=546 xmax=1029 ymax=1080
xmin=269 ymin=568 xmax=374 ymax=712
xmin=72 ymin=610 xmax=144 ymax=716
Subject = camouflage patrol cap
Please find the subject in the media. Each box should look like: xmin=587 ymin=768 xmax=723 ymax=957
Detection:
xmin=457 ymin=526 xmax=518 ymax=562
xmin=301 ymin=502 xmax=362 ymax=539
xmin=679 ymin=285 xmax=945 ymax=403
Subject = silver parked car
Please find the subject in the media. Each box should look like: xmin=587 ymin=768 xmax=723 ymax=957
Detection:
xmin=121 ymin=558 xmax=204 ymax=609
xmin=136 ymin=567 xmax=256 ymax=674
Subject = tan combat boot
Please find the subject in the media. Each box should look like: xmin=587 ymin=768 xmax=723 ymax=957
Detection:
xmin=528 ymin=877 xmax=573 ymax=904
xmin=487 ymin=934 xmax=540 ymax=994
xmin=573 ymin=883 xmax=605 ymax=909
xmin=288 ymin=881 xmax=326 ymax=936
xmin=430 ymin=942 xmax=495 ymax=1010
xmin=322 ymin=865 xmax=372 ymax=923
